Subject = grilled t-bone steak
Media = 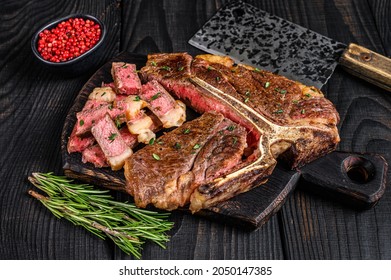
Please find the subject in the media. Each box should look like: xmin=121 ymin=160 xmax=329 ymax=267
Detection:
xmin=133 ymin=52 xmax=340 ymax=212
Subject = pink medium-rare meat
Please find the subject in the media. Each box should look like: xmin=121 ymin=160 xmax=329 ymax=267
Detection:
xmin=82 ymin=127 xmax=138 ymax=168
xmin=124 ymin=112 xmax=247 ymax=210
xmin=75 ymin=102 xmax=125 ymax=136
xmin=141 ymin=80 xmax=186 ymax=128
xmin=111 ymin=62 xmax=141 ymax=95
xmin=91 ymin=114 xmax=133 ymax=170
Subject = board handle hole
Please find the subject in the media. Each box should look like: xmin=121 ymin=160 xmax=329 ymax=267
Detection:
xmin=342 ymin=156 xmax=375 ymax=184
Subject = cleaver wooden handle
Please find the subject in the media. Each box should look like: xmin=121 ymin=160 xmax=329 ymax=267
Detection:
xmin=339 ymin=43 xmax=391 ymax=91
xmin=298 ymin=151 xmax=388 ymax=209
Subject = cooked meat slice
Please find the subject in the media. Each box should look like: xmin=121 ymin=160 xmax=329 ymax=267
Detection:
xmin=82 ymin=127 xmax=138 ymax=168
xmin=67 ymin=126 xmax=95 ymax=153
xmin=124 ymin=112 xmax=230 ymax=210
xmin=82 ymin=145 xmax=109 ymax=168
xmin=141 ymin=80 xmax=186 ymax=128
xmin=91 ymin=114 xmax=133 ymax=171
xmin=111 ymin=62 xmax=141 ymax=95
xmin=75 ymin=103 xmax=124 ymax=136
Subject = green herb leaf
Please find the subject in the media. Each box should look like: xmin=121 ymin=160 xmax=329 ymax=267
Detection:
xmin=244 ymin=97 xmax=250 ymax=103
xmin=101 ymin=91 xmax=107 ymax=96
xmin=227 ymin=125 xmax=236 ymax=131
xmin=178 ymin=66 xmax=184 ymax=71
xmin=232 ymin=137 xmax=238 ymax=145
xmin=134 ymin=95 xmax=141 ymax=101
xmin=152 ymin=153 xmax=161 ymax=160
xmin=183 ymin=128 xmax=190 ymax=134
xmin=253 ymin=67 xmax=261 ymax=72
xmin=173 ymin=142 xmax=181 ymax=150
xmin=216 ymin=76 xmax=220 ymax=82
xmin=79 ymin=119 xmax=84 ymax=126
xmin=108 ymin=104 xmax=113 ymax=110
xmin=264 ymin=81 xmax=270 ymax=88
xmin=160 ymin=65 xmax=171 ymax=71
xmin=151 ymin=61 xmax=157 ymax=66
xmin=305 ymin=93 xmax=312 ymax=98
xmin=149 ymin=138 xmax=155 ymax=145
xmin=108 ymin=133 xmax=117 ymax=143
xmin=293 ymin=100 xmax=299 ymax=104
xmin=151 ymin=92 xmax=161 ymax=100
xmin=274 ymin=109 xmax=284 ymax=114
xmin=121 ymin=63 xmax=128 ymax=68
xmin=301 ymin=109 xmax=306 ymax=114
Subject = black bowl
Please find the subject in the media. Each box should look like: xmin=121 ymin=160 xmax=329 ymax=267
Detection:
xmin=31 ymin=14 xmax=107 ymax=76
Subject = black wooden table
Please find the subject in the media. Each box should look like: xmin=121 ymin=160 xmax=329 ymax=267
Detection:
xmin=1 ymin=0 xmax=390 ymax=260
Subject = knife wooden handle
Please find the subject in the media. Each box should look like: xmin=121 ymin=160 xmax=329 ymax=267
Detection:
xmin=298 ymin=151 xmax=388 ymax=209
xmin=339 ymin=43 xmax=391 ymax=91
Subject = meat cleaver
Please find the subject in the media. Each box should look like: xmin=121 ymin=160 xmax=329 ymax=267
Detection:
xmin=188 ymin=0 xmax=391 ymax=91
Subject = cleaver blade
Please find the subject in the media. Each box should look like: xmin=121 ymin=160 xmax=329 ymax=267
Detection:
xmin=189 ymin=0 xmax=391 ymax=91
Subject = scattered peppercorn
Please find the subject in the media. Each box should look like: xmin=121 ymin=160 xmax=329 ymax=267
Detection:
xmin=37 ymin=17 xmax=101 ymax=62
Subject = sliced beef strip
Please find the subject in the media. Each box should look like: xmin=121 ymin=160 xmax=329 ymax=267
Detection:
xmin=111 ymin=62 xmax=141 ymax=95
xmin=91 ymin=114 xmax=133 ymax=171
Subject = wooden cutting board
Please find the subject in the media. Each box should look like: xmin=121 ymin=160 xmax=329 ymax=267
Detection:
xmin=61 ymin=52 xmax=388 ymax=229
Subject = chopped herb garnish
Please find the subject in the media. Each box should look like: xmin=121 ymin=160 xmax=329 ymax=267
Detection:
xmin=121 ymin=63 xmax=128 ymax=68
xmin=108 ymin=133 xmax=117 ymax=143
xmin=160 ymin=65 xmax=171 ymax=71
xmin=151 ymin=92 xmax=161 ymax=100
xmin=264 ymin=81 xmax=270 ymax=88
xmin=244 ymin=97 xmax=250 ymax=103
xmin=108 ymin=104 xmax=113 ymax=110
xmin=216 ymin=76 xmax=220 ymax=82
xmin=149 ymin=138 xmax=155 ymax=145
xmin=245 ymin=90 xmax=251 ymax=96
xmin=207 ymin=66 xmax=215 ymax=71
xmin=275 ymin=88 xmax=287 ymax=94
xmin=253 ymin=67 xmax=261 ymax=72
xmin=183 ymin=128 xmax=190 ymax=134
xmin=293 ymin=100 xmax=299 ymax=104
xmin=157 ymin=140 xmax=164 ymax=145
xmin=227 ymin=125 xmax=236 ymax=131
xmin=305 ymin=93 xmax=312 ymax=98
xmin=101 ymin=91 xmax=107 ymax=96
xmin=173 ymin=142 xmax=181 ymax=150
xmin=79 ymin=120 xmax=84 ymax=126
xmin=151 ymin=61 xmax=157 ymax=66
xmin=274 ymin=109 xmax=284 ymax=114
xmin=152 ymin=153 xmax=161 ymax=160
xmin=232 ymin=137 xmax=238 ymax=145
xmin=134 ymin=95 xmax=141 ymax=101
xmin=115 ymin=116 xmax=122 ymax=128
xmin=178 ymin=66 xmax=184 ymax=71
xmin=301 ymin=109 xmax=306 ymax=114
xmin=193 ymin=143 xmax=201 ymax=150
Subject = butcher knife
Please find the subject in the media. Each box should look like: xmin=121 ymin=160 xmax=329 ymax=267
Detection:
xmin=188 ymin=0 xmax=391 ymax=91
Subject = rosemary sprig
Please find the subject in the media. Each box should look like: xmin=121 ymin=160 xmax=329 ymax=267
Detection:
xmin=28 ymin=172 xmax=173 ymax=259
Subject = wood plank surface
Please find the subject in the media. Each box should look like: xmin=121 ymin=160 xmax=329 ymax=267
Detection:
xmin=0 ymin=0 xmax=390 ymax=260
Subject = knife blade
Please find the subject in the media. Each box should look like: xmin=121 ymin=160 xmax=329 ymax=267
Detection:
xmin=188 ymin=0 xmax=391 ymax=91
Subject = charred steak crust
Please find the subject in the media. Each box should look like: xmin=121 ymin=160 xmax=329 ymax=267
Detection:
xmin=124 ymin=112 xmax=228 ymax=210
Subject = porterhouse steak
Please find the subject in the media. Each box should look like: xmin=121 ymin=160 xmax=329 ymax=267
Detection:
xmin=125 ymin=53 xmax=340 ymax=212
